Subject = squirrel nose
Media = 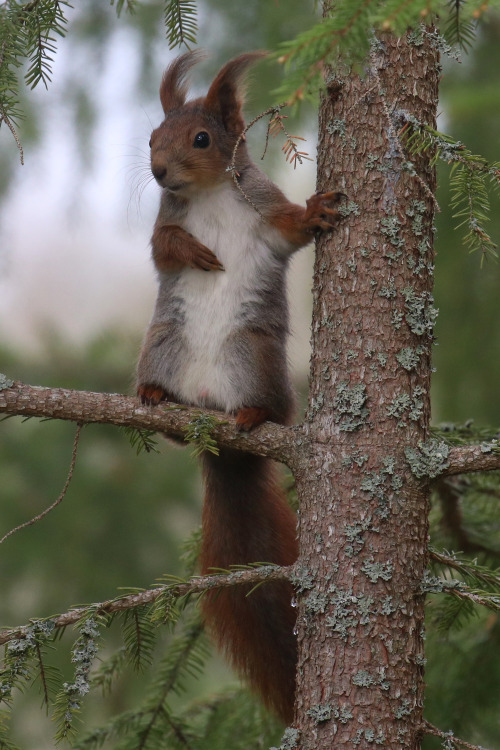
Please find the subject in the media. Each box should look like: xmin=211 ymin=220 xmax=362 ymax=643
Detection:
xmin=151 ymin=164 xmax=167 ymax=181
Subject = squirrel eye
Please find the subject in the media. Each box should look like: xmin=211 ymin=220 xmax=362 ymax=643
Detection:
xmin=193 ymin=131 xmax=210 ymax=149
xmin=148 ymin=138 xmax=152 ymax=148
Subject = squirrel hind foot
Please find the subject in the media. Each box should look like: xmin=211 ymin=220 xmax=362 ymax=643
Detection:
xmin=235 ymin=406 xmax=271 ymax=432
xmin=137 ymin=383 xmax=169 ymax=406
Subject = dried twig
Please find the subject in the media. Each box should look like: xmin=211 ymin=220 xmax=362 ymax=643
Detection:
xmin=0 ymin=423 xmax=82 ymax=545
xmin=226 ymin=102 xmax=312 ymax=216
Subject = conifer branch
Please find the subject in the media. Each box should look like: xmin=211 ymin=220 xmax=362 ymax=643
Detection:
xmin=422 ymin=572 xmax=500 ymax=613
xmin=423 ymin=720 xmax=491 ymax=750
xmin=0 ymin=565 xmax=291 ymax=647
xmin=0 ymin=379 xmax=297 ymax=465
xmin=164 ymin=0 xmax=198 ymax=50
xmin=397 ymin=114 xmax=500 ymax=262
xmin=444 ymin=442 xmax=500 ymax=476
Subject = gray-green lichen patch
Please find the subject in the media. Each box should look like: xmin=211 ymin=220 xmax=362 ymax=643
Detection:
xmin=335 ymin=704 xmax=354 ymax=724
xmin=480 ymin=439 xmax=500 ymax=454
xmin=291 ymin=565 xmax=315 ymax=593
xmin=0 ymin=374 xmax=14 ymax=390
xmin=271 ymin=727 xmax=300 ymax=750
xmin=327 ymin=118 xmax=347 ymax=142
xmin=326 ymin=588 xmax=359 ymax=640
xmin=396 ymin=346 xmax=424 ymax=371
xmin=339 ymin=200 xmax=360 ymax=218
xmin=407 ymin=237 xmax=434 ymax=277
xmin=386 ymin=386 xmax=424 ymax=427
xmin=352 ymin=728 xmax=387 ymax=745
xmin=401 ymin=287 xmax=438 ymax=337
xmin=381 ymin=595 xmax=397 ymax=615
xmin=420 ymin=571 xmax=467 ymax=594
xmin=344 ymin=516 xmax=373 ymax=557
xmin=405 ymin=200 xmax=427 ymax=236
xmin=352 ymin=667 xmax=390 ymax=691
xmin=342 ymin=450 xmax=369 ymax=468
xmin=352 ymin=669 xmax=376 ymax=688
xmin=366 ymin=153 xmax=379 ymax=170
xmin=346 ymin=257 xmax=357 ymax=273
xmin=380 ymin=216 xmax=405 ymax=250
xmin=361 ymin=558 xmax=393 ymax=583
xmin=360 ymin=458 xmax=402 ymax=517
xmin=378 ymin=279 xmax=397 ymax=299
xmin=394 ymin=699 xmax=413 ymax=719
xmin=305 ymin=590 xmax=329 ymax=614
xmin=391 ymin=310 xmax=405 ymax=330
xmin=307 ymin=704 xmax=333 ymax=723
xmin=404 ymin=439 xmax=450 ymax=479
xmin=333 ymin=382 xmax=369 ymax=432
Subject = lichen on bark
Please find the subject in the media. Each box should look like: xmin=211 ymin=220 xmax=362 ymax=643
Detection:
xmin=293 ymin=32 xmax=439 ymax=750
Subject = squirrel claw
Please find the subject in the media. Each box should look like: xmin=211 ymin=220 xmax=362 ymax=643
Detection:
xmin=191 ymin=248 xmax=225 ymax=272
xmin=235 ymin=406 xmax=271 ymax=432
xmin=137 ymin=383 xmax=168 ymax=406
xmin=305 ymin=190 xmax=346 ymax=232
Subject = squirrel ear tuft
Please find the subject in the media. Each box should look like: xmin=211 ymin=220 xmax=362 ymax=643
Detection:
xmin=204 ymin=51 xmax=267 ymax=136
xmin=159 ymin=49 xmax=207 ymax=114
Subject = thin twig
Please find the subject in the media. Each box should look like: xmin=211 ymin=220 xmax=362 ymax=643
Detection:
xmin=0 ymin=423 xmax=82 ymax=545
xmin=226 ymin=102 xmax=289 ymax=218
xmin=423 ymin=720 xmax=490 ymax=750
xmin=0 ymin=107 xmax=24 ymax=165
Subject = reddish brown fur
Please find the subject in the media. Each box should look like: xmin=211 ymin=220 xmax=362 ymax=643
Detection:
xmin=200 ymin=449 xmax=298 ymax=723
xmin=204 ymin=52 xmax=266 ymax=136
xmin=138 ymin=51 xmax=345 ymax=723
xmin=235 ymin=406 xmax=271 ymax=432
xmin=267 ymin=191 xmax=344 ymax=247
xmin=137 ymin=383 xmax=168 ymax=406
xmin=152 ymin=224 xmax=225 ymax=272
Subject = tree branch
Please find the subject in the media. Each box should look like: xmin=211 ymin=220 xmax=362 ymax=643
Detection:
xmin=444 ymin=443 xmax=500 ymax=476
xmin=0 ymin=379 xmax=298 ymax=466
xmin=423 ymin=720 xmax=491 ymax=750
xmin=0 ymin=565 xmax=291 ymax=647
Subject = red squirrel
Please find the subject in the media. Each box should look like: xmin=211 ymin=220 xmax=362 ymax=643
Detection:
xmin=136 ymin=50 xmax=342 ymax=723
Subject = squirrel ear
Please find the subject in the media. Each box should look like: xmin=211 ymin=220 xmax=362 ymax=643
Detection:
xmin=159 ymin=49 xmax=206 ymax=114
xmin=204 ymin=51 xmax=267 ymax=136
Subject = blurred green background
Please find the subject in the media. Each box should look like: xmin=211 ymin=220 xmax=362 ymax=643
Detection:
xmin=0 ymin=2 xmax=499 ymax=748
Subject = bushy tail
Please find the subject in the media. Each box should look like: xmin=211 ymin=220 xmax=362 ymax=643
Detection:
xmin=200 ymin=448 xmax=298 ymax=723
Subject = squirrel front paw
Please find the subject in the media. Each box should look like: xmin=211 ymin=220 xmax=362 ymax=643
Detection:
xmin=152 ymin=225 xmax=225 ymax=272
xmin=183 ymin=235 xmax=225 ymax=272
xmin=304 ymin=191 xmax=346 ymax=233
xmin=137 ymin=383 xmax=169 ymax=406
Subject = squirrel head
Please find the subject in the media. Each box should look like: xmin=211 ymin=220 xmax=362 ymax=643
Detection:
xmin=149 ymin=50 xmax=266 ymax=196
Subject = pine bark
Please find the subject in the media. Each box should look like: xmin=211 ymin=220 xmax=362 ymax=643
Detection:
xmin=292 ymin=34 xmax=439 ymax=748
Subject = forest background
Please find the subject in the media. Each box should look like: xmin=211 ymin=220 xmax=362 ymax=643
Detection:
xmin=0 ymin=1 xmax=500 ymax=748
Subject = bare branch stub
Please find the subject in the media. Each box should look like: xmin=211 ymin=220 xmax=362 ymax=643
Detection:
xmin=444 ymin=444 xmax=500 ymax=476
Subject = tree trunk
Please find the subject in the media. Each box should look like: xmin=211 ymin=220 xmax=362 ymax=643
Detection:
xmin=292 ymin=33 xmax=439 ymax=748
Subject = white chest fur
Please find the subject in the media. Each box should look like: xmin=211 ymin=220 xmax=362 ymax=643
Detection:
xmin=169 ymin=182 xmax=281 ymax=409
